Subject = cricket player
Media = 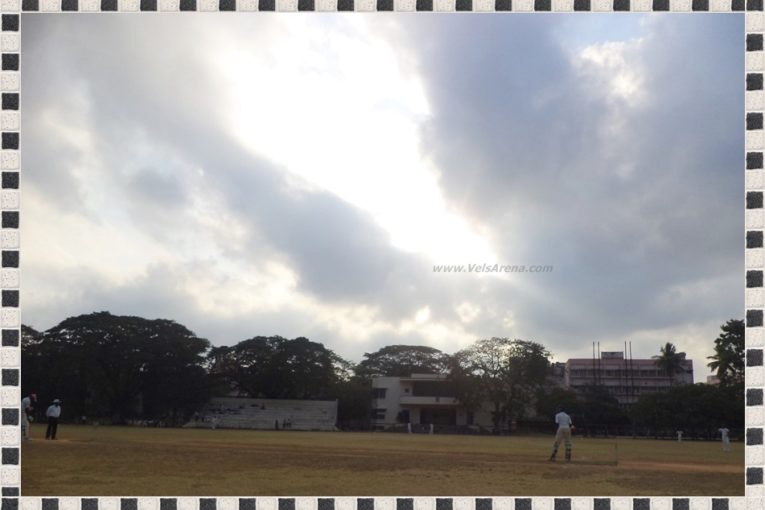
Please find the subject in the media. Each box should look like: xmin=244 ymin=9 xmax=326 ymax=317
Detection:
xmin=549 ymin=407 xmax=574 ymax=462
xmin=45 ymin=399 xmax=61 ymax=440
xmin=718 ymin=426 xmax=731 ymax=452
xmin=20 ymin=393 xmax=36 ymax=441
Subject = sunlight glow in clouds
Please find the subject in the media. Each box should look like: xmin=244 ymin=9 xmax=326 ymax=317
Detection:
xmin=216 ymin=16 xmax=496 ymax=266
xmin=578 ymin=41 xmax=646 ymax=104
xmin=22 ymin=14 xmax=742 ymax=373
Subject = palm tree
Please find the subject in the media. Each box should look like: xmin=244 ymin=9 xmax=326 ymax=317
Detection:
xmin=652 ymin=342 xmax=686 ymax=386
xmin=707 ymin=351 xmax=733 ymax=384
xmin=707 ymin=319 xmax=745 ymax=386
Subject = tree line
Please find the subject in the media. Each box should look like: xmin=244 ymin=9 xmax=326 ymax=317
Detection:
xmin=21 ymin=312 xmax=744 ymax=435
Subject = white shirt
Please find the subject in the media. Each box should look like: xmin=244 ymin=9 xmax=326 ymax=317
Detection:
xmin=21 ymin=397 xmax=32 ymax=411
xmin=555 ymin=411 xmax=572 ymax=428
xmin=719 ymin=428 xmax=730 ymax=440
xmin=46 ymin=405 xmax=61 ymax=418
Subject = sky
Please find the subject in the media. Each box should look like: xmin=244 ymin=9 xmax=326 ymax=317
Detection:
xmin=21 ymin=14 xmax=743 ymax=379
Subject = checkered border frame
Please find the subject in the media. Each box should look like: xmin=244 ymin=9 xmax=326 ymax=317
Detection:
xmin=0 ymin=1 xmax=761 ymax=509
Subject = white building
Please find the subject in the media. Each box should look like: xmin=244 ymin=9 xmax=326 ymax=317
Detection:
xmin=371 ymin=373 xmax=495 ymax=430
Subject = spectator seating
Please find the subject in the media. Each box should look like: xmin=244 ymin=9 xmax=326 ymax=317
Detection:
xmin=184 ymin=397 xmax=338 ymax=431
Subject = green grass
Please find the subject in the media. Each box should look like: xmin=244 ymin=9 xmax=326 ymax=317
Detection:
xmin=21 ymin=425 xmax=744 ymax=496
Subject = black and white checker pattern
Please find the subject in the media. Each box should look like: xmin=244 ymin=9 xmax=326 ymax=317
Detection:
xmin=0 ymin=2 xmax=761 ymax=510
xmin=4 ymin=1 xmax=763 ymax=10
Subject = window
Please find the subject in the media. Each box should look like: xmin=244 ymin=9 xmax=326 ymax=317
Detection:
xmin=372 ymin=388 xmax=387 ymax=399
xmin=371 ymin=408 xmax=386 ymax=420
xmin=412 ymin=381 xmax=456 ymax=397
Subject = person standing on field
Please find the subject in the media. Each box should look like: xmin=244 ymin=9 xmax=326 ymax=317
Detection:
xmin=718 ymin=426 xmax=731 ymax=452
xmin=20 ymin=393 xmax=36 ymax=441
xmin=549 ymin=407 xmax=574 ymax=462
xmin=45 ymin=399 xmax=61 ymax=440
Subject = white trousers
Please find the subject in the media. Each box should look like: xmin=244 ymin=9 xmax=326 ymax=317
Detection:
xmin=20 ymin=412 xmax=29 ymax=440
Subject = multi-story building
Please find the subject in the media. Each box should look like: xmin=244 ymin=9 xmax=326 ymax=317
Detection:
xmin=565 ymin=351 xmax=693 ymax=405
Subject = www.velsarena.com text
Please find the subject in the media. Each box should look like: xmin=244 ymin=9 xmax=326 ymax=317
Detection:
xmin=432 ymin=264 xmax=554 ymax=273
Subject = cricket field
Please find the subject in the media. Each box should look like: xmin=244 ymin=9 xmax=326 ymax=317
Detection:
xmin=21 ymin=426 xmax=743 ymax=496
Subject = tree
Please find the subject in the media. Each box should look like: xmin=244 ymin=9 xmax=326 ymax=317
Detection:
xmin=20 ymin=324 xmax=46 ymax=396
xmin=21 ymin=324 xmax=68 ymax=420
xmin=23 ymin=312 xmax=211 ymax=424
xmin=451 ymin=337 xmax=551 ymax=433
xmin=206 ymin=344 xmax=241 ymax=396
xmin=707 ymin=319 xmax=745 ymax=386
xmin=652 ymin=342 xmax=687 ymax=386
xmin=447 ymin=356 xmax=486 ymax=420
xmin=503 ymin=340 xmax=551 ymax=423
xmin=629 ymin=391 xmax=673 ymax=438
xmin=630 ymin=383 xmax=743 ymax=439
xmin=576 ymin=385 xmax=630 ymax=435
xmin=332 ymin=375 xmax=373 ymax=430
xmin=137 ymin=319 xmax=212 ymax=424
xmin=535 ymin=387 xmax=581 ymax=424
xmin=355 ymin=345 xmax=451 ymax=379
xmin=209 ymin=336 xmax=348 ymax=400
xmin=452 ymin=338 xmax=511 ymax=432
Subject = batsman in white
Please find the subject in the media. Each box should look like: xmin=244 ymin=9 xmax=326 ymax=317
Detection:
xmin=549 ymin=407 xmax=574 ymax=462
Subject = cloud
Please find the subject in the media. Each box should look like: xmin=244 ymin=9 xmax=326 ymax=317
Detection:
xmin=372 ymin=14 xmax=743 ymax=371
xmin=21 ymin=15 xmax=487 ymax=360
xmin=21 ymin=14 xmax=742 ymax=376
